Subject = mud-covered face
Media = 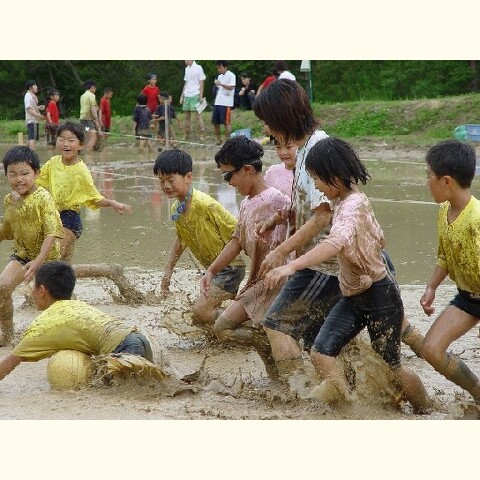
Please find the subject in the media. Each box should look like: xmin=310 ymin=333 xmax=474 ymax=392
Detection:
xmin=6 ymin=161 xmax=37 ymax=198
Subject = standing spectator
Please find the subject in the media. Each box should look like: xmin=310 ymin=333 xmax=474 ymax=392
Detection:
xmin=142 ymin=73 xmax=161 ymax=114
xmin=45 ymin=89 xmax=60 ymax=149
xmin=238 ymin=72 xmax=257 ymax=110
xmin=97 ymin=87 xmax=113 ymax=151
xmin=24 ymin=80 xmax=45 ymax=151
xmin=180 ymin=61 xmax=206 ymax=142
xmin=79 ymin=80 xmax=101 ymax=153
xmin=133 ymin=93 xmax=153 ymax=153
xmin=212 ymin=61 xmax=236 ymax=146
xmin=153 ymin=92 xmax=182 ymax=148
xmin=275 ymin=60 xmax=296 ymax=81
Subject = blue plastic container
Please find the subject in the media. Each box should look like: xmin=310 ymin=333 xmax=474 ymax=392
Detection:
xmin=230 ymin=128 xmax=251 ymax=139
xmin=465 ymin=124 xmax=480 ymax=142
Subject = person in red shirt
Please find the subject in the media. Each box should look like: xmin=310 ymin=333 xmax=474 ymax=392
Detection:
xmin=45 ymin=89 xmax=60 ymax=148
xmin=142 ymin=73 xmax=161 ymax=114
xmin=96 ymin=87 xmax=113 ymax=151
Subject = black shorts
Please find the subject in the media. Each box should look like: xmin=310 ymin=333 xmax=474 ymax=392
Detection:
xmin=60 ymin=210 xmax=83 ymax=239
xmin=450 ymin=289 xmax=480 ymax=318
xmin=27 ymin=123 xmax=39 ymax=141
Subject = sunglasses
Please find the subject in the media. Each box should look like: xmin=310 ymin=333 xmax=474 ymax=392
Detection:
xmin=222 ymin=166 xmax=243 ymax=183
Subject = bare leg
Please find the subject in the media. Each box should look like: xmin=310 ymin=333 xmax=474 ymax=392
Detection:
xmin=215 ymin=302 xmax=277 ymax=377
xmin=401 ymin=316 xmax=425 ymax=358
xmin=392 ymin=365 xmax=431 ymax=413
xmin=214 ymin=124 xmax=222 ymax=144
xmin=192 ymin=283 xmax=234 ymax=325
xmin=195 ymin=112 xmax=205 ymax=140
xmin=421 ymin=305 xmax=480 ymax=403
xmin=0 ymin=261 xmax=27 ymax=346
xmin=184 ymin=111 xmax=191 ymax=139
xmin=84 ymin=130 xmax=97 ymax=153
xmin=59 ymin=227 xmax=77 ymax=265
xmin=74 ymin=264 xmax=144 ymax=302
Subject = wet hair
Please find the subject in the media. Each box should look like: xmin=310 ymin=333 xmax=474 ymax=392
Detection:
xmin=425 ymin=139 xmax=476 ymax=188
xmin=215 ymin=60 xmax=228 ymax=68
xmin=24 ymin=80 xmax=37 ymax=91
xmin=305 ymin=137 xmax=370 ymax=190
xmin=2 ymin=145 xmax=40 ymax=174
xmin=56 ymin=122 xmax=85 ymax=143
xmin=253 ymin=79 xmax=317 ymax=143
xmin=153 ymin=149 xmax=193 ymax=176
xmin=35 ymin=261 xmax=76 ymax=300
xmin=214 ymin=136 xmax=264 ymax=172
xmin=137 ymin=93 xmax=148 ymax=105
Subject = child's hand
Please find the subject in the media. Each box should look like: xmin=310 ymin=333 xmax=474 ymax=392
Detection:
xmin=258 ymin=248 xmax=286 ymax=279
xmin=264 ymin=264 xmax=294 ymax=290
xmin=114 ymin=202 xmax=132 ymax=215
xmin=420 ymin=287 xmax=436 ymax=316
xmin=200 ymin=270 xmax=213 ymax=297
xmin=23 ymin=259 xmax=41 ymax=283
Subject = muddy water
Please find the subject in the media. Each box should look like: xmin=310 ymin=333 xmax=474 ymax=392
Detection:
xmin=0 ymin=144 xmax=443 ymax=285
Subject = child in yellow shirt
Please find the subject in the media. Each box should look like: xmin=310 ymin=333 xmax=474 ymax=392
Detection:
xmin=0 ymin=261 xmax=153 ymax=382
xmin=36 ymin=121 xmax=132 ymax=263
xmin=0 ymin=146 xmax=64 ymax=346
xmin=154 ymin=149 xmax=245 ymax=325
xmin=421 ymin=139 xmax=480 ymax=404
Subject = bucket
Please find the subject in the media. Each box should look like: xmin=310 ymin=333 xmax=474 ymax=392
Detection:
xmin=230 ymin=128 xmax=251 ymax=139
xmin=465 ymin=124 xmax=480 ymax=142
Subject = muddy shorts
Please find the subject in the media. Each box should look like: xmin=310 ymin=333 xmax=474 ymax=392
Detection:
xmin=211 ymin=265 xmax=246 ymax=295
xmin=262 ymin=268 xmax=341 ymax=350
xmin=60 ymin=210 xmax=83 ymax=239
xmin=80 ymin=119 xmax=96 ymax=131
xmin=9 ymin=254 xmax=30 ymax=266
xmin=312 ymin=276 xmax=403 ymax=369
xmin=450 ymin=289 xmax=480 ymax=318
xmin=113 ymin=332 xmax=153 ymax=362
xmin=183 ymin=95 xmax=200 ymax=112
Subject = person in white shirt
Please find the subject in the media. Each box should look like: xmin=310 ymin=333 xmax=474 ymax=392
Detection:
xmin=180 ymin=61 xmax=206 ymax=142
xmin=24 ymin=80 xmax=46 ymax=151
xmin=212 ymin=61 xmax=236 ymax=145
xmin=275 ymin=60 xmax=296 ymax=81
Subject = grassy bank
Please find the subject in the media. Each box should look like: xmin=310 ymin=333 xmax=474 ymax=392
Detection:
xmin=2 ymin=93 xmax=479 ymax=149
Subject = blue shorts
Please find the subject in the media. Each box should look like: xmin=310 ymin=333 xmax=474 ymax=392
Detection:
xmin=60 ymin=210 xmax=83 ymax=239
xmin=450 ymin=289 xmax=480 ymax=318
xmin=212 ymin=265 xmax=245 ymax=295
xmin=27 ymin=123 xmax=39 ymax=141
xmin=262 ymin=268 xmax=342 ymax=349
xmin=113 ymin=332 xmax=153 ymax=362
xmin=212 ymin=105 xmax=232 ymax=126
xmin=312 ymin=276 xmax=403 ymax=369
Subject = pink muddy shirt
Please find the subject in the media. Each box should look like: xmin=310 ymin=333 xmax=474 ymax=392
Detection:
xmin=264 ymin=163 xmax=294 ymax=197
xmin=323 ymin=191 xmax=386 ymax=296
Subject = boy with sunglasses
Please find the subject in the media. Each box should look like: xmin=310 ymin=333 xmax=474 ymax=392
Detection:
xmin=200 ymin=136 xmax=290 ymax=376
xmin=153 ymin=149 xmax=245 ymax=326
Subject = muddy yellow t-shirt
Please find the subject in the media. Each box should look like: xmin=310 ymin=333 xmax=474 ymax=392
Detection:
xmin=13 ymin=300 xmax=133 ymax=361
xmin=36 ymin=155 xmax=104 ymax=212
xmin=0 ymin=187 xmax=63 ymax=261
xmin=172 ymin=189 xmax=244 ymax=269
xmin=437 ymin=196 xmax=480 ymax=293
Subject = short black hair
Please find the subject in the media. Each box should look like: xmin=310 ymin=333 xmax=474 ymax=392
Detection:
xmin=426 ymin=139 xmax=476 ymax=189
xmin=84 ymin=79 xmax=96 ymax=89
xmin=305 ymin=137 xmax=370 ymax=190
xmin=153 ymin=149 xmax=193 ymax=176
xmin=137 ymin=93 xmax=148 ymax=105
xmin=2 ymin=145 xmax=40 ymax=174
xmin=35 ymin=261 xmax=76 ymax=300
xmin=216 ymin=61 xmax=228 ymax=68
xmin=56 ymin=122 xmax=85 ymax=143
xmin=214 ymin=135 xmax=264 ymax=172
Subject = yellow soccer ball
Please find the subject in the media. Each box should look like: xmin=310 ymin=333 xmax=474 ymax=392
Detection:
xmin=47 ymin=350 xmax=93 ymax=390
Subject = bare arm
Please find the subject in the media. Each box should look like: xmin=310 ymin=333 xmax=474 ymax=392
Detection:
xmin=95 ymin=198 xmax=132 ymax=215
xmin=24 ymin=235 xmax=58 ymax=283
xmin=200 ymin=238 xmax=242 ymax=297
xmin=420 ymin=265 xmax=448 ymax=316
xmin=258 ymin=203 xmax=332 ymax=278
xmin=0 ymin=354 xmax=23 ymax=381
xmin=161 ymin=237 xmax=185 ymax=294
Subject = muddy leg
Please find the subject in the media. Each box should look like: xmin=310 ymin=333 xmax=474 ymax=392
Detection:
xmin=401 ymin=318 xmax=425 ymax=359
xmin=74 ymin=264 xmax=144 ymax=302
